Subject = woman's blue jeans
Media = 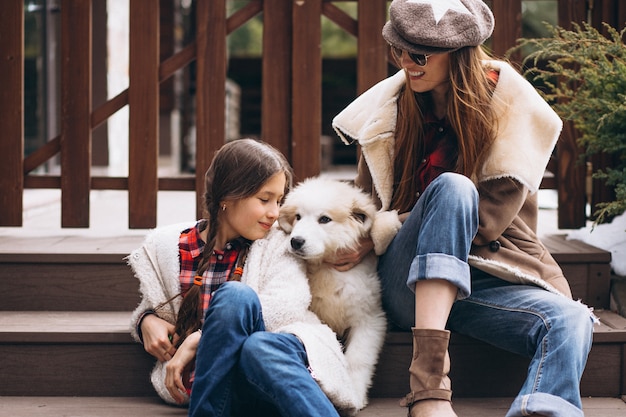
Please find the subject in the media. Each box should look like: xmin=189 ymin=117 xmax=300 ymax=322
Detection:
xmin=378 ymin=173 xmax=594 ymax=417
xmin=188 ymin=281 xmax=339 ymax=417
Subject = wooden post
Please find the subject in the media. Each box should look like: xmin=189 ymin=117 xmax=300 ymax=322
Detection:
xmin=292 ymin=0 xmax=322 ymax=181
xmin=0 ymin=0 xmax=24 ymax=226
xmin=490 ymin=0 xmax=522 ymax=60
xmin=92 ymin=0 xmax=109 ymax=167
xmin=129 ymin=0 xmax=159 ymax=228
xmin=556 ymin=0 xmax=588 ymax=229
xmin=357 ymin=0 xmax=387 ymax=94
xmin=195 ymin=1 xmax=227 ymax=219
xmin=61 ymin=0 xmax=92 ymax=227
xmin=262 ymin=0 xmax=293 ymax=160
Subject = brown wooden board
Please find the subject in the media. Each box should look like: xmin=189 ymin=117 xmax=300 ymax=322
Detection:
xmin=0 ymin=0 xmax=24 ymax=227
xmin=60 ymin=0 xmax=92 ymax=228
xmin=128 ymin=0 xmax=159 ymax=229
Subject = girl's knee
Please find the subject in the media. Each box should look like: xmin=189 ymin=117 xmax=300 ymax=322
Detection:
xmin=214 ymin=281 xmax=257 ymax=304
xmin=240 ymin=333 xmax=287 ymax=368
xmin=209 ymin=282 xmax=261 ymax=318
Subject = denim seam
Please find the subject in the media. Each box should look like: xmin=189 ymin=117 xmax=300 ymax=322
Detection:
xmin=461 ymin=298 xmax=552 ymax=330
xmin=462 ymin=298 xmax=554 ymax=403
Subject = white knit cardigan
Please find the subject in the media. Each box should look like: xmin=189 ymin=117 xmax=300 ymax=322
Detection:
xmin=128 ymin=223 xmax=368 ymax=416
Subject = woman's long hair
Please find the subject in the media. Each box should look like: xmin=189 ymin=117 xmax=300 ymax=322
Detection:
xmin=391 ymin=46 xmax=498 ymax=213
xmin=173 ymin=138 xmax=293 ymax=344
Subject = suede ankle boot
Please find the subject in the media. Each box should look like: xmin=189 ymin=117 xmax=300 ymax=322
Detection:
xmin=399 ymin=328 xmax=457 ymax=417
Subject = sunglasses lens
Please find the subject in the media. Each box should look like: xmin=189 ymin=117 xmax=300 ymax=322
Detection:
xmin=390 ymin=46 xmax=428 ymax=66
xmin=409 ymin=52 xmax=427 ymax=66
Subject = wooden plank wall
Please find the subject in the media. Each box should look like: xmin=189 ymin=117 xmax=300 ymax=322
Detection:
xmin=0 ymin=0 xmax=621 ymax=229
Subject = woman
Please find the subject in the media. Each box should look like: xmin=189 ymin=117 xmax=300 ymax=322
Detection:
xmin=332 ymin=1 xmax=594 ymax=416
xmin=128 ymin=139 xmax=351 ymax=416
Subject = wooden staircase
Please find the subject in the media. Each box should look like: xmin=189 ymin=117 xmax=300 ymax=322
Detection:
xmin=0 ymin=233 xmax=621 ymax=403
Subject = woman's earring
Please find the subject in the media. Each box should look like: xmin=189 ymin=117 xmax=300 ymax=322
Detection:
xmin=221 ymin=204 xmax=226 ymax=211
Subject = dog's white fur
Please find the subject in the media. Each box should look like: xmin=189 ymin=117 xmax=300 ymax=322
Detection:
xmin=278 ymin=177 xmax=387 ymax=405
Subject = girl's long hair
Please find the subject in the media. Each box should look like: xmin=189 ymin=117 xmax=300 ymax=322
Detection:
xmin=391 ymin=46 xmax=498 ymax=213
xmin=173 ymin=138 xmax=292 ymax=344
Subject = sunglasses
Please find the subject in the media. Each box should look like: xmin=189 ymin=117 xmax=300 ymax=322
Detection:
xmin=390 ymin=45 xmax=431 ymax=67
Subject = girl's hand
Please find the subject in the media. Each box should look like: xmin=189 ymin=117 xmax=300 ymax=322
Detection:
xmin=327 ymin=237 xmax=374 ymax=271
xmin=165 ymin=330 xmax=202 ymax=404
xmin=140 ymin=314 xmax=179 ymax=362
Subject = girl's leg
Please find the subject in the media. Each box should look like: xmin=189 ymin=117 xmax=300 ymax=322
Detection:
xmin=448 ymin=273 xmax=594 ymax=417
xmin=378 ymin=173 xmax=479 ymax=417
xmin=237 ymin=332 xmax=340 ymax=417
xmin=188 ymin=281 xmax=265 ymax=417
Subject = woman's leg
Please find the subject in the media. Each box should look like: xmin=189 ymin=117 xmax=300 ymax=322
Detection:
xmin=448 ymin=273 xmax=594 ymax=417
xmin=378 ymin=173 xmax=479 ymax=417
xmin=378 ymin=172 xmax=478 ymax=329
xmin=237 ymin=332 xmax=340 ymax=417
xmin=188 ymin=281 xmax=266 ymax=417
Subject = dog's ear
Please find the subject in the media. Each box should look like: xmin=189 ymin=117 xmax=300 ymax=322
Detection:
xmin=278 ymin=204 xmax=296 ymax=233
xmin=351 ymin=207 xmax=373 ymax=228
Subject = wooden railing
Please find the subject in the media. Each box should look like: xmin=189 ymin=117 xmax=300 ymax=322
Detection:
xmin=0 ymin=0 xmax=619 ymax=230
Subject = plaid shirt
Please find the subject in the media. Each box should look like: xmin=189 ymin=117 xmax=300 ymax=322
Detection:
xmin=179 ymin=221 xmax=248 ymax=318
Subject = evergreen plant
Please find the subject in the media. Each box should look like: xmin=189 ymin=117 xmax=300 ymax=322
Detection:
xmin=512 ymin=22 xmax=626 ymax=224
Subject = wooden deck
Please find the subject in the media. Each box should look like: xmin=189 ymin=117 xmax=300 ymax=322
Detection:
xmin=0 ymin=396 xmax=625 ymax=417
xmin=0 ymin=191 xmax=620 ymax=414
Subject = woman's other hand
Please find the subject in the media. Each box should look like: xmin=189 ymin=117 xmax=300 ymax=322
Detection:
xmin=327 ymin=237 xmax=374 ymax=271
xmin=140 ymin=314 xmax=178 ymax=362
xmin=165 ymin=330 xmax=202 ymax=404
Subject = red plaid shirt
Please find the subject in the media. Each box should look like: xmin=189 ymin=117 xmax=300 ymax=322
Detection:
xmin=415 ymin=69 xmax=499 ymax=195
xmin=179 ymin=221 xmax=249 ymax=318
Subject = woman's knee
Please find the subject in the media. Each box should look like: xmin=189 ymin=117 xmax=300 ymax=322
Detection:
xmin=430 ymin=173 xmax=478 ymax=204
xmin=552 ymin=300 xmax=594 ymax=344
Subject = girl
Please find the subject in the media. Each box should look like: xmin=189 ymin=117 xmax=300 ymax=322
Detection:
xmin=128 ymin=138 xmax=342 ymax=416
xmin=331 ymin=1 xmax=594 ymax=416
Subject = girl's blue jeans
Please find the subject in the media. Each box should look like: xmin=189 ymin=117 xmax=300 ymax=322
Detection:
xmin=378 ymin=173 xmax=594 ymax=417
xmin=188 ymin=281 xmax=339 ymax=417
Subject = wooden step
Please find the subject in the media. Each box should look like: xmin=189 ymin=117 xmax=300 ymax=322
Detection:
xmin=0 ymin=236 xmax=140 ymax=311
xmin=542 ymin=234 xmax=612 ymax=308
xmin=0 ymin=311 xmax=154 ymax=397
xmin=372 ymin=310 xmax=626 ymax=399
xmin=0 ymin=234 xmax=612 ymax=311
xmin=0 ymin=396 xmax=624 ymax=417
xmin=1 ymin=310 xmax=625 ymax=398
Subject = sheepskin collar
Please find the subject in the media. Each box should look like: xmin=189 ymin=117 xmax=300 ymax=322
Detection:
xmin=332 ymin=60 xmax=563 ymax=210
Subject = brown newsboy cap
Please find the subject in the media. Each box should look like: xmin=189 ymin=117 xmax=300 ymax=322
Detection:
xmin=382 ymin=0 xmax=495 ymax=55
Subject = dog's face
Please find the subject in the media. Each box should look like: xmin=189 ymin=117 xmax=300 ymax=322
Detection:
xmin=278 ymin=178 xmax=377 ymax=262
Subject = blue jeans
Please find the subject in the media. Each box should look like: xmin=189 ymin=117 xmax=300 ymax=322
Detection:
xmin=378 ymin=173 xmax=594 ymax=417
xmin=188 ymin=281 xmax=339 ymax=417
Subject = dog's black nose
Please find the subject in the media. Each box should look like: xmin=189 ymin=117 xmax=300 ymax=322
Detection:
xmin=290 ymin=237 xmax=305 ymax=250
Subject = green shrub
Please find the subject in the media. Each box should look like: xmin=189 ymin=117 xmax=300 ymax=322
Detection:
xmin=511 ymin=22 xmax=626 ymax=224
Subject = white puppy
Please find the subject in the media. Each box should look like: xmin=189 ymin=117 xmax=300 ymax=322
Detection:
xmin=278 ymin=177 xmax=388 ymax=405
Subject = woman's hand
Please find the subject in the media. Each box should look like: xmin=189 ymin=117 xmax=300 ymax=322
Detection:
xmin=327 ymin=237 xmax=375 ymax=271
xmin=140 ymin=314 xmax=179 ymax=362
xmin=165 ymin=330 xmax=202 ymax=404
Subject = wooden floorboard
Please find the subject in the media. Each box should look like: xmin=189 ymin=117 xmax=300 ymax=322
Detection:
xmin=0 ymin=396 xmax=624 ymax=417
